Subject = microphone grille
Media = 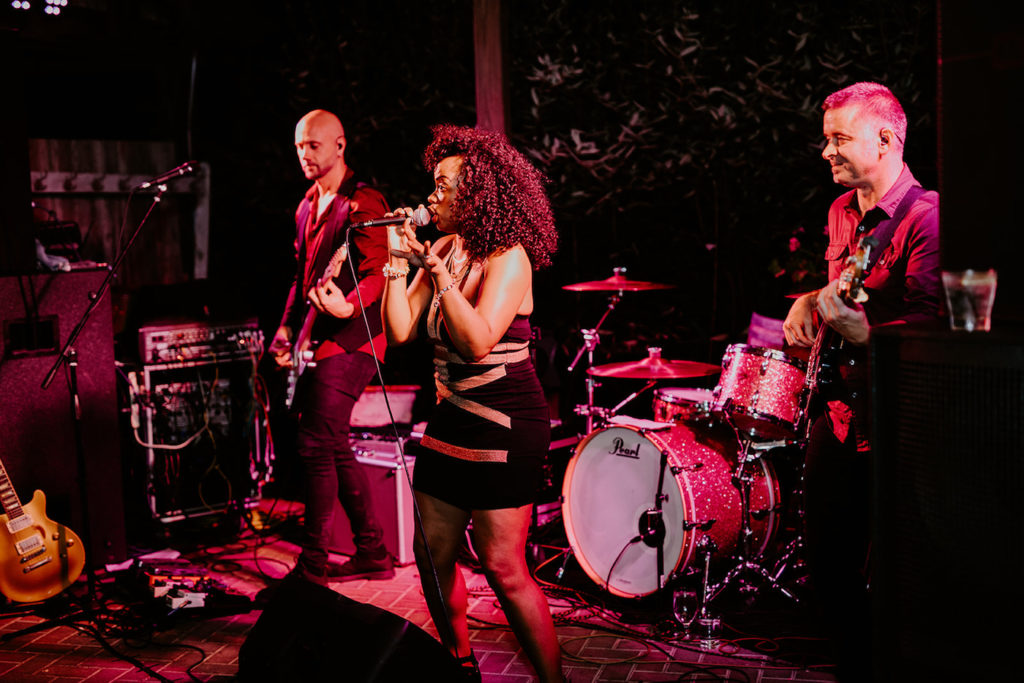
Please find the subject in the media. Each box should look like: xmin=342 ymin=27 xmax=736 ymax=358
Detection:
xmin=412 ymin=206 xmax=431 ymax=227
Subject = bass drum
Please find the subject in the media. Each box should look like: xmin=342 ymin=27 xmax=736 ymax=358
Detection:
xmin=561 ymin=422 xmax=778 ymax=598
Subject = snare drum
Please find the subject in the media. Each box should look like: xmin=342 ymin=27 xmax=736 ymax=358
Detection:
xmin=561 ymin=421 xmax=779 ymax=597
xmin=712 ymin=344 xmax=807 ymax=440
xmin=652 ymin=387 xmax=714 ymax=423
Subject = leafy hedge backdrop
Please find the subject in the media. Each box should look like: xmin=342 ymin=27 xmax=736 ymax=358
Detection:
xmin=15 ymin=0 xmax=937 ymax=422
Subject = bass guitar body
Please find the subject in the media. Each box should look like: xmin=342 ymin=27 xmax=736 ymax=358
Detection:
xmin=284 ymin=243 xmax=348 ymax=410
xmin=801 ymin=236 xmax=876 ymax=429
xmin=0 ymin=490 xmax=86 ymax=603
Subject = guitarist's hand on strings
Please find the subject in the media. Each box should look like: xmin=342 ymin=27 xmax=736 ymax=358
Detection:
xmin=269 ymin=325 xmax=293 ymax=367
xmin=308 ymin=259 xmax=356 ymax=319
xmin=783 ymin=292 xmax=818 ymax=347
xmin=816 ymin=279 xmax=870 ymax=346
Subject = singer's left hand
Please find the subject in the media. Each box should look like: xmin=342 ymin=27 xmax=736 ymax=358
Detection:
xmin=389 ymin=215 xmax=444 ymax=276
xmin=308 ymin=261 xmax=355 ymax=318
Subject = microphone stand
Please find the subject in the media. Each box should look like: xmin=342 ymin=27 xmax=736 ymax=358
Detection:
xmin=40 ymin=185 xmax=170 ymax=603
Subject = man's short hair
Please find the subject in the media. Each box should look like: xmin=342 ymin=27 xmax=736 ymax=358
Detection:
xmin=823 ymin=82 xmax=907 ymax=149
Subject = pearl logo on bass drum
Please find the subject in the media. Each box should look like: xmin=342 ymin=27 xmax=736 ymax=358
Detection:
xmin=609 ymin=436 xmax=641 ymax=459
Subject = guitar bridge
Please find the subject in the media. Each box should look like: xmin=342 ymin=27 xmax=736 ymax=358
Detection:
xmin=23 ymin=555 xmax=53 ymax=573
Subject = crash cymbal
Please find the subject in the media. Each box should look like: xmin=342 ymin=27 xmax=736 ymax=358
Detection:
xmin=587 ymin=348 xmax=720 ymax=380
xmin=563 ymin=273 xmax=675 ymax=292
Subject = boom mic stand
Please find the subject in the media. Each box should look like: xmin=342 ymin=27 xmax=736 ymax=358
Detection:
xmin=41 ymin=184 xmax=170 ymax=603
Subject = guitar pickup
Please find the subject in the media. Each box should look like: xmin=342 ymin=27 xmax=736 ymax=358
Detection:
xmin=5 ymin=516 xmax=33 ymax=534
xmin=15 ymin=535 xmax=44 ymax=556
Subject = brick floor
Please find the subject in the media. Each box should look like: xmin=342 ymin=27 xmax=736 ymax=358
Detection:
xmin=0 ymin=500 xmax=837 ymax=682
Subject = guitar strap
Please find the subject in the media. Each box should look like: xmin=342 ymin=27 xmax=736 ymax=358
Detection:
xmin=299 ymin=195 xmax=353 ymax=295
xmin=57 ymin=522 xmax=71 ymax=587
xmin=861 ymin=185 xmax=925 ymax=274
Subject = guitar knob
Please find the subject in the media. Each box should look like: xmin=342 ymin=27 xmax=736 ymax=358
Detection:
xmin=307 ymin=361 xmax=317 ymax=369
xmin=300 ymin=350 xmax=314 ymax=362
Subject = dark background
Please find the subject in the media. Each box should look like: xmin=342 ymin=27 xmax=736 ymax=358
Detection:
xmin=1 ymin=0 xmax=1019 ymax=424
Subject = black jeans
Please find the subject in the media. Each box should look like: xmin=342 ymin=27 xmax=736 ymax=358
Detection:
xmin=294 ymin=351 xmax=386 ymax=581
xmin=804 ymin=415 xmax=872 ymax=682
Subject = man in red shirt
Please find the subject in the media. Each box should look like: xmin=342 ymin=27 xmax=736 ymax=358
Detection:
xmin=268 ymin=109 xmax=394 ymax=585
xmin=783 ymin=82 xmax=941 ymax=681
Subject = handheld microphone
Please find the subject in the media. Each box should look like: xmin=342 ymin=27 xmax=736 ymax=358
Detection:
xmin=350 ymin=206 xmax=432 ymax=229
xmin=137 ymin=161 xmax=198 ymax=189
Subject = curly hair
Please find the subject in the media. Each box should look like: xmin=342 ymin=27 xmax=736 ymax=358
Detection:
xmin=423 ymin=124 xmax=558 ymax=269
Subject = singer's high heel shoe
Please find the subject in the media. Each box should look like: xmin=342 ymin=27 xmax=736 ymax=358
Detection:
xmin=455 ymin=651 xmax=481 ymax=683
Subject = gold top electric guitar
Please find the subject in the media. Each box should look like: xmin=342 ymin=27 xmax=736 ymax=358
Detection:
xmin=0 ymin=456 xmax=85 ymax=602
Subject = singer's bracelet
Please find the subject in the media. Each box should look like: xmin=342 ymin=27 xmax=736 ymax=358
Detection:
xmin=433 ymin=281 xmax=458 ymax=308
xmin=382 ymin=263 xmax=409 ymax=279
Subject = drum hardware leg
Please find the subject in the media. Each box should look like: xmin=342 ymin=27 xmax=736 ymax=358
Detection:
xmin=708 ymin=440 xmax=800 ymax=604
xmin=567 ymin=293 xmax=621 ymax=433
xmin=650 ymin=448 xmax=672 ymax=591
xmin=770 ymin=438 xmax=810 ymax=587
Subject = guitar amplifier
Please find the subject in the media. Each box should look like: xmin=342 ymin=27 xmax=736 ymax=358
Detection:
xmin=136 ymin=356 xmax=273 ymax=523
xmin=329 ymin=440 xmax=417 ymax=565
xmin=138 ymin=319 xmax=263 ymax=365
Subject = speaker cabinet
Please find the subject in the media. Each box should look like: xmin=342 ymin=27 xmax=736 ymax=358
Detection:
xmin=0 ymin=270 xmax=126 ymax=566
xmin=239 ymin=576 xmax=462 ymax=682
xmin=871 ymin=323 xmax=1024 ymax=682
xmin=330 ymin=442 xmax=416 ymax=565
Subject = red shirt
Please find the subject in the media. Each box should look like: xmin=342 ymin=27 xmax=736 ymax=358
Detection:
xmin=822 ymin=164 xmax=941 ymax=449
xmin=280 ymin=169 xmax=390 ymax=362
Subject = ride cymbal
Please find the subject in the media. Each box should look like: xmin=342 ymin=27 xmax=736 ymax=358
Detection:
xmin=587 ymin=348 xmax=720 ymax=380
xmin=563 ymin=273 xmax=675 ymax=292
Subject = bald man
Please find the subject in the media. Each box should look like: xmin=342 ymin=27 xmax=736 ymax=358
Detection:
xmin=268 ymin=109 xmax=394 ymax=585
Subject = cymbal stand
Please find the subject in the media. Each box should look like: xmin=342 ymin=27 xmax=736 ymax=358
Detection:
xmin=568 ymin=292 xmax=621 ymax=433
xmin=708 ymin=436 xmax=798 ymax=603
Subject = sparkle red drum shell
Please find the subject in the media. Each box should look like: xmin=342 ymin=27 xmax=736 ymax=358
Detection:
xmin=652 ymin=387 xmax=715 ymax=423
xmin=561 ymin=423 xmax=779 ymax=598
xmin=712 ymin=344 xmax=808 ymax=440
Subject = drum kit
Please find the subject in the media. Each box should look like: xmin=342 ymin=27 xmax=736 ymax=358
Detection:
xmin=556 ymin=268 xmax=811 ymax=635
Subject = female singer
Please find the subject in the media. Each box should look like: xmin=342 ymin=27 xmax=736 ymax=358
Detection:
xmin=382 ymin=124 xmax=562 ymax=682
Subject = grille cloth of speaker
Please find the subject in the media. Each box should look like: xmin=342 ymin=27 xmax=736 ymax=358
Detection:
xmin=0 ymin=270 xmax=127 ymax=565
xmin=872 ymin=326 xmax=1024 ymax=681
